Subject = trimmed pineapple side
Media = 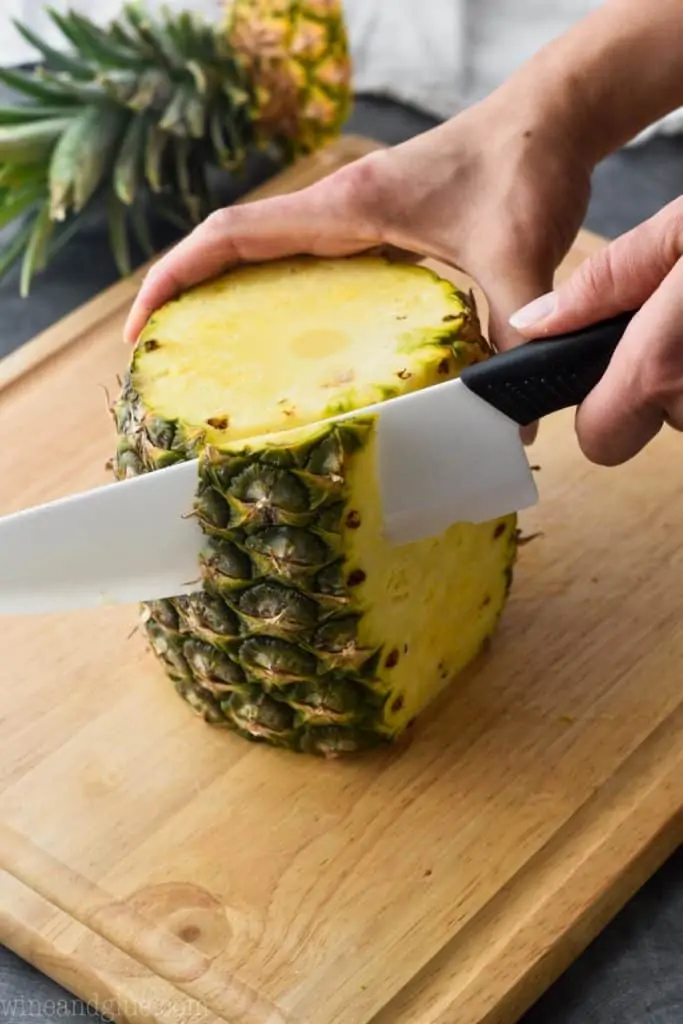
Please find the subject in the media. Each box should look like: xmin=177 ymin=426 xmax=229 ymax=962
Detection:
xmin=113 ymin=256 xmax=517 ymax=756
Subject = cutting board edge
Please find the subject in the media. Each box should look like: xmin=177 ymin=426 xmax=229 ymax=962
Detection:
xmin=1 ymin=788 xmax=679 ymax=1024
xmin=368 ymin=703 xmax=683 ymax=1024
xmin=490 ymin=821 xmax=680 ymax=1024
xmin=0 ymin=817 xmax=289 ymax=1024
xmin=2 ymin=708 xmax=681 ymax=1024
xmin=0 ymin=905 xmax=223 ymax=1024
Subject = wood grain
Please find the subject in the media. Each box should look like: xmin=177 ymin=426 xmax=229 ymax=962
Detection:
xmin=0 ymin=134 xmax=681 ymax=1024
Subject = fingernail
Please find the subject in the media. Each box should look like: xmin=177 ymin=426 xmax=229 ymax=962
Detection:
xmin=509 ymin=291 xmax=556 ymax=329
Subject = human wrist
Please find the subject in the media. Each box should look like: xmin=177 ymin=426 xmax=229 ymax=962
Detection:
xmin=490 ymin=0 xmax=683 ymax=168
xmin=454 ymin=72 xmax=598 ymax=185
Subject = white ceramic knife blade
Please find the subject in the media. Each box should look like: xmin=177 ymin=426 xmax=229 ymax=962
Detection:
xmin=372 ymin=376 xmax=538 ymax=544
xmin=0 ymin=308 xmax=635 ymax=615
xmin=0 ymin=460 xmax=204 ymax=614
xmin=0 ymin=377 xmax=536 ymax=615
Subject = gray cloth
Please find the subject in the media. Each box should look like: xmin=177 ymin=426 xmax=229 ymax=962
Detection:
xmin=523 ymin=846 xmax=683 ymax=1023
xmin=0 ymin=95 xmax=681 ymax=1024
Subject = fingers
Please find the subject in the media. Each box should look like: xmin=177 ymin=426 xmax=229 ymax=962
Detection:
xmin=509 ymin=196 xmax=683 ymax=337
xmin=574 ymin=256 xmax=683 ymax=465
xmin=502 ymin=196 xmax=683 ymax=462
xmin=123 ymin=161 xmax=385 ymax=344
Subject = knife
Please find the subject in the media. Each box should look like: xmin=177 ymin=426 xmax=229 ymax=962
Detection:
xmin=0 ymin=310 xmax=635 ymax=615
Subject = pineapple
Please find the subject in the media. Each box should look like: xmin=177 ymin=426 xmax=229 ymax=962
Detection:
xmin=0 ymin=1 xmax=351 ymax=294
xmin=113 ymin=255 xmax=518 ymax=757
xmin=225 ymin=0 xmax=352 ymax=157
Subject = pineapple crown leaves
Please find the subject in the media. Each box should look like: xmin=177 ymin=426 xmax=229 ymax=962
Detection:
xmin=0 ymin=4 xmax=270 ymax=297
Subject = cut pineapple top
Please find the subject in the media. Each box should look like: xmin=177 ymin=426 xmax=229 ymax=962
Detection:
xmin=132 ymin=255 xmax=489 ymax=447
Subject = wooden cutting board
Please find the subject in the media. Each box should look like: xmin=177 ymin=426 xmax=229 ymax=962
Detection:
xmin=0 ymin=134 xmax=681 ymax=1024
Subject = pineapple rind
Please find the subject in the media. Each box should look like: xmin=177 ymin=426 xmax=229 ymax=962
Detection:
xmin=223 ymin=0 xmax=352 ymax=156
xmin=113 ymin=256 xmax=517 ymax=757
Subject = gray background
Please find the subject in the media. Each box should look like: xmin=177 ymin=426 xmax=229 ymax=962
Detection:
xmin=0 ymin=94 xmax=681 ymax=1023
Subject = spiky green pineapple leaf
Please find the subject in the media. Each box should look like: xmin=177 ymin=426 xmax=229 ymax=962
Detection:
xmin=0 ymin=181 xmax=46 ymax=231
xmin=134 ymin=13 xmax=184 ymax=68
xmin=125 ymin=68 xmax=172 ymax=112
xmin=173 ymin=11 xmax=216 ymax=66
xmin=74 ymin=107 xmax=129 ymax=211
xmin=0 ymin=105 xmax=75 ymax=125
xmin=0 ymin=118 xmax=70 ymax=163
xmin=20 ymin=201 xmax=54 ymax=297
xmin=48 ymin=104 xmax=127 ymax=219
xmin=121 ymin=5 xmax=175 ymax=68
xmin=154 ymin=195 xmax=193 ymax=233
xmin=143 ymin=123 xmax=169 ymax=193
xmin=130 ymin=199 xmax=155 ymax=258
xmin=108 ymin=17 xmax=142 ymax=53
xmin=0 ymin=161 xmax=47 ymax=189
xmin=171 ymin=136 xmax=198 ymax=220
xmin=11 ymin=18 xmax=93 ymax=79
xmin=167 ymin=10 xmax=197 ymax=55
xmin=212 ymin=107 xmax=246 ymax=170
xmin=161 ymin=12 xmax=194 ymax=64
xmin=0 ymin=67 xmax=78 ymax=105
xmin=209 ymin=108 xmax=232 ymax=167
xmin=113 ymin=115 xmax=148 ymax=205
xmin=33 ymin=67 xmax=105 ymax=104
xmin=42 ymin=8 xmax=92 ymax=53
xmin=185 ymin=60 xmax=210 ymax=97
xmin=46 ymin=8 xmax=144 ymax=70
xmin=159 ymin=85 xmax=204 ymax=138
xmin=44 ymin=209 xmax=89 ymax=263
xmin=106 ymin=189 xmax=132 ymax=276
xmin=97 ymin=69 xmax=139 ymax=106
xmin=0 ymin=220 xmax=34 ymax=286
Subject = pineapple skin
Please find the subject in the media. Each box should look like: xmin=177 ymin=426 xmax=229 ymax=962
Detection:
xmin=224 ymin=0 xmax=353 ymax=157
xmin=113 ymin=256 xmax=517 ymax=757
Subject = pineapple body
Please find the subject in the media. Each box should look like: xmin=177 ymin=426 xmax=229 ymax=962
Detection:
xmin=113 ymin=256 xmax=517 ymax=756
xmin=225 ymin=0 xmax=352 ymax=156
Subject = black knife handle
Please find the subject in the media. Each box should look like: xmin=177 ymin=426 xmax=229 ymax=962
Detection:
xmin=460 ymin=310 xmax=637 ymax=426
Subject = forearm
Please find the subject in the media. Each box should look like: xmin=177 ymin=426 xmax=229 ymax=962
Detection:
xmin=492 ymin=0 xmax=683 ymax=167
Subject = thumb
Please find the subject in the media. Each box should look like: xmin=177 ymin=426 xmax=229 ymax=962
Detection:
xmin=508 ymin=199 xmax=683 ymax=338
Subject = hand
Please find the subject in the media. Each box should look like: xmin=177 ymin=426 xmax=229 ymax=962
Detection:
xmin=509 ymin=196 xmax=683 ymax=465
xmin=123 ymin=91 xmax=592 ymax=363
